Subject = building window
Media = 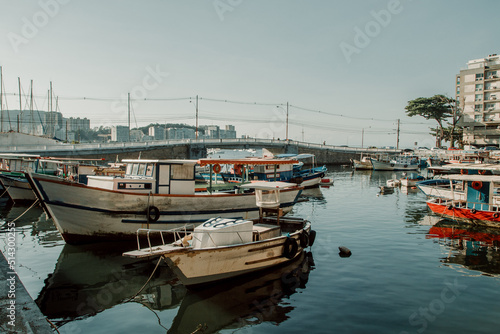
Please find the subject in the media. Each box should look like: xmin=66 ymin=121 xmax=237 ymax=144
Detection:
xmin=476 ymin=73 xmax=484 ymax=81
xmin=475 ymin=115 xmax=483 ymax=121
xmin=456 ymin=77 xmax=460 ymax=84
xmin=456 ymin=87 xmax=460 ymax=94
xmin=487 ymin=71 xmax=498 ymax=79
xmin=485 ymin=103 xmax=496 ymax=111
xmin=475 ymin=84 xmax=483 ymax=91
xmin=475 ymin=104 xmax=483 ymax=112
xmin=475 ymin=94 xmax=483 ymax=101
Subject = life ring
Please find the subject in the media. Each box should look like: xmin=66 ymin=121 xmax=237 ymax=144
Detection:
xmin=299 ymin=231 xmax=309 ymax=248
xmin=493 ymin=213 xmax=499 ymax=219
xmin=212 ymin=164 xmax=221 ymax=174
xmin=471 ymin=208 xmax=477 ymax=214
xmin=147 ymin=206 xmax=160 ymax=223
xmin=471 ymin=181 xmax=482 ymax=190
xmin=308 ymin=230 xmax=317 ymax=247
xmin=460 ymin=169 xmax=468 ymax=175
xmin=283 ymin=237 xmax=298 ymax=259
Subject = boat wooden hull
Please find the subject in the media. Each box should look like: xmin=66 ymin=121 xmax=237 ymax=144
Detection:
xmin=161 ymin=224 xmax=310 ymax=286
xmin=27 ymin=173 xmax=302 ymax=243
xmin=0 ymin=174 xmax=36 ymax=202
xmin=427 ymin=199 xmax=500 ymax=228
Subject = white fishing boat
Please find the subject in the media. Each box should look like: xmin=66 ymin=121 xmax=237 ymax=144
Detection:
xmin=370 ymin=155 xmax=419 ymax=171
xmin=399 ymin=172 xmax=425 ymax=187
xmin=27 ymin=159 xmax=303 ymax=243
xmin=416 ymin=179 xmax=465 ymax=200
xmin=123 ymin=182 xmax=315 ymax=287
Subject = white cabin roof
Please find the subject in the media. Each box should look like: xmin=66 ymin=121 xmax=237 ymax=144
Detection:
xmin=443 ymin=174 xmax=500 ymax=182
xmin=122 ymin=159 xmax=198 ymax=165
xmin=239 ymin=181 xmax=298 ymax=190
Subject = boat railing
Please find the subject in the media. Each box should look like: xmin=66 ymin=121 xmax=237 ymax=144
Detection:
xmin=135 ymin=225 xmax=196 ymax=253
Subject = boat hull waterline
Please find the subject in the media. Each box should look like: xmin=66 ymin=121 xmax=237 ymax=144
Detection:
xmin=28 ymin=173 xmax=302 ymax=243
xmin=427 ymin=199 xmax=500 ymax=228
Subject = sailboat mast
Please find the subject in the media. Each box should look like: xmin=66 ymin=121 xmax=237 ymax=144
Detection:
xmin=18 ymin=77 xmax=21 ymax=133
xmin=0 ymin=66 xmax=3 ymax=133
xmin=30 ymin=79 xmax=34 ymax=135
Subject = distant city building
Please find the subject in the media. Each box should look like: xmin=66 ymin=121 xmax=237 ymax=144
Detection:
xmin=457 ymin=54 xmax=500 ymax=146
xmin=149 ymin=126 xmax=165 ymax=140
xmin=167 ymin=127 xmax=195 ymax=139
xmin=220 ymin=125 xmax=236 ymax=139
xmin=130 ymin=129 xmax=145 ymax=142
xmin=111 ymin=125 xmax=129 ymax=142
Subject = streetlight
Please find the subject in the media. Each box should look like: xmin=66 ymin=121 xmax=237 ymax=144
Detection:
xmin=276 ymin=102 xmax=289 ymax=141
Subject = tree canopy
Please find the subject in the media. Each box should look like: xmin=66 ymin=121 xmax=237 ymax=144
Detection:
xmin=405 ymin=94 xmax=461 ymax=147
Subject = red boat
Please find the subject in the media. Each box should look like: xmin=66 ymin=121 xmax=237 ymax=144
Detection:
xmin=426 ymin=174 xmax=500 ymax=228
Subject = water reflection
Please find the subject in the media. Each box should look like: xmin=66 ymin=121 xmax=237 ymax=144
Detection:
xmin=300 ymin=187 xmax=326 ymax=203
xmin=0 ymin=202 xmax=62 ymax=244
xmin=168 ymin=251 xmax=315 ymax=334
xmin=36 ymin=242 xmax=183 ymax=325
xmin=426 ymin=219 xmax=500 ymax=276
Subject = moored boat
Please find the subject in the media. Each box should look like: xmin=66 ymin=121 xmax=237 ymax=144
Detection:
xmin=123 ymin=182 xmax=315 ymax=287
xmin=27 ymin=159 xmax=303 ymax=243
xmin=426 ymin=174 xmax=500 ymax=228
xmin=351 ymin=156 xmax=373 ymax=170
xmin=370 ymin=155 xmax=420 ymax=171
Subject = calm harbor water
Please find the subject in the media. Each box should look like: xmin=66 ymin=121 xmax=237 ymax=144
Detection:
xmin=2 ymin=166 xmax=500 ymax=334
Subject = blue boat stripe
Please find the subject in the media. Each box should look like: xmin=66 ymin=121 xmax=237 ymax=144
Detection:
xmin=43 ymin=199 xmax=296 ymax=217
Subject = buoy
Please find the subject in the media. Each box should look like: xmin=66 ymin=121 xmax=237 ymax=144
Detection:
xmin=339 ymin=246 xmax=352 ymax=257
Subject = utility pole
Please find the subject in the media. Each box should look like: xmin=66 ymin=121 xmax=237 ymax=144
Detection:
xmin=396 ymin=119 xmax=400 ymax=149
xmin=128 ymin=93 xmax=131 ymax=142
xmin=286 ymin=102 xmax=289 ymax=141
xmin=195 ymin=95 xmax=199 ymax=139
xmin=362 ymin=128 xmax=364 ymax=148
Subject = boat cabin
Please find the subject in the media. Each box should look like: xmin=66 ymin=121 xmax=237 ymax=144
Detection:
xmin=444 ymin=174 xmax=500 ymax=211
xmin=86 ymin=159 xmax=198 ymax=195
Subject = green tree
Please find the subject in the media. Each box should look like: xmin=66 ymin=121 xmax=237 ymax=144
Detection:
xmin=405 ymin=94 xmax=460 ymax=147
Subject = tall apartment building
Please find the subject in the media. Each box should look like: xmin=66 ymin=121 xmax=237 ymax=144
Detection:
xmin=457 ymin=54 xmax=500 ymax=147
xmin=111 ymin=125 xmax=129 ymax=142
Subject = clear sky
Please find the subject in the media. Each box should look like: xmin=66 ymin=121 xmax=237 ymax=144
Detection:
xmin=1 ymin=0 xmax=499 ymax=148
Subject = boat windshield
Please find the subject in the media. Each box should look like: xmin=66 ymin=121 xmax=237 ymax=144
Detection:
xmin=126 ymin=163 xmax=155 ymax=177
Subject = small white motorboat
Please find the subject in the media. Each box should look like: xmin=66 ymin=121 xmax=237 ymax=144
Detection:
xmin=123 ymin=182 xmax=316 ymax=287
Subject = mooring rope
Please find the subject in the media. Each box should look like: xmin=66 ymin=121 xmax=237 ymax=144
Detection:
xmin=45 ymin=318 xmax=61 ymax=334
xmin=0 ymin=186 xmax=10 ymax=198
xmin=125 ymin=256 xmax=163 ymax=302
xmin=8 ymin=199 xmax=40 ymax=224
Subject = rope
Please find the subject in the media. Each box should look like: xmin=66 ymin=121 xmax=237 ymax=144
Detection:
xmin=0 ymin=186 xmax=10 ymax=198
xmin=8 ymin=199 xmax=39 ymax=224
xmin=125 ymin=256 xmax=163 ymax=302
xmin=45 ymin=318 xmax=61 ymax=334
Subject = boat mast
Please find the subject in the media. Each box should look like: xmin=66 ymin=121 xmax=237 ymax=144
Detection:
xmin=18 ymin=77 xmax=21 ymax=133
xmin=0 ymin=66 xmax=3 ymax=133
xmin=30 ymin=79 xmax=34 ymax=135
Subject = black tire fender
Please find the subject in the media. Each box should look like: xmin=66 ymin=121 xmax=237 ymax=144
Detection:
xmin=147 ymin=206 xmax=160 ymax=223
xmin=283 ymin=237 xmax=298 ymax=259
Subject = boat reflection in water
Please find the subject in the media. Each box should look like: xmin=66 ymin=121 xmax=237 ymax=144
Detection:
xmin=426 ymin=218 xmax=500 ymax=276
xmin=169 ymin=251 xmax=315 ymax=334
xmin=35 ymin=242 xmax=185 ymax=325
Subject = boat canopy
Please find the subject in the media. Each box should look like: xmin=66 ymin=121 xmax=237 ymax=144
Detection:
xmin=122 ymin=159 xmax=198 ymax=165
xmin=239 ymin=181 xmax=298 ymax=190
xmin=275 ymin=153 xmax=315 ymax=160
xmin=443 ymin=174 xmax=500 ymax=182
xmin=197 ymin=158 xmax=298 ymax=166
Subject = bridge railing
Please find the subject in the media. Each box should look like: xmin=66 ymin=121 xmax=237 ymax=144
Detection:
xmin=0 ymin=137 xmax=402 ymax=154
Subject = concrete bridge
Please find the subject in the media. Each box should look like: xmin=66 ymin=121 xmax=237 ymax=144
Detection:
xmin=0 ymin=137 xmax=401 ymax=165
